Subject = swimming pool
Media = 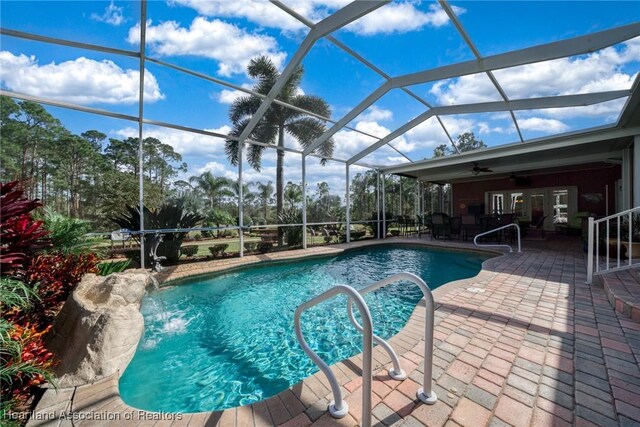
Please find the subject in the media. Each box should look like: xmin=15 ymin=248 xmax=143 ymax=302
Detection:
xmin=119 ymin=245 xmax=489 ymax=413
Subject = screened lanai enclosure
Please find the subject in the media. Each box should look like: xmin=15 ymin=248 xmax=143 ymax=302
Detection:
xmin=1 ymin=1 xmax=639 ymax=268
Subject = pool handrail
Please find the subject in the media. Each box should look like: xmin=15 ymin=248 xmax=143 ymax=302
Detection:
xmin=346 ymin=272 xmax=438 ymax=405
xmin=346 ymin=297 xmax=406 ymax=380
xmin=473 ymin=223 xmax=521 ymax=253
xmin=294 ymin=284 xmax=373 ymax=427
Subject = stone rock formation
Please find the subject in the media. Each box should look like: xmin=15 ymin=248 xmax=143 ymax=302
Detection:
xmin=45 ymin=270 xmax=156 ymax=387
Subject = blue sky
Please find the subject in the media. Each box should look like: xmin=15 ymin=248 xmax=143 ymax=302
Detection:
xmin=1 ymin=1 xmax=639 ymax=194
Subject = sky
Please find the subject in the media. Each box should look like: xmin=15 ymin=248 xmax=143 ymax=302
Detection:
xmin=1 ymin=0 xmax=639 ymax=196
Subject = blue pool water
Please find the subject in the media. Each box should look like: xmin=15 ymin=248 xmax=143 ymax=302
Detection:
xmin=119 ymin=245 xmax=489 ymax=413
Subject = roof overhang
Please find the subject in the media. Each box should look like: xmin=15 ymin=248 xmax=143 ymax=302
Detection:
xmin=381 ymin=126 xmax=639 ymax=183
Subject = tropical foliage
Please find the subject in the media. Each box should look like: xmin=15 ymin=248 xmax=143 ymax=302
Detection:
xmin=110 ymin=203 xmax=203 ymax=264
xmin=225 ymin=56 xmax=334 ymax=245
xmin=1 ymin=181 xmax=98 ymax=421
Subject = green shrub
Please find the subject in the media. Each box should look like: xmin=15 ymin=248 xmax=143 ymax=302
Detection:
xmin=257 ymin=242 xmax=273 ymax=253
xmin=110 ymin=202 xmax=203 ymax=265
xmin=208 ymin=244 xmax=228 ymax=257
xmin=244 ymin=242 xmax=258 ymax=252
xmin=41 ymin=208 xmax=92 ymax=254
xmin=180 ymin=246 xmax=198 ymax=258
xmin=97 ymin=259 xmax=131 ymax=276
xmin=277 ymin=209 xmax=303 ymax=247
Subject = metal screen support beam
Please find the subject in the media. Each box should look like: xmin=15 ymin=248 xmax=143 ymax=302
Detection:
xmin=415 ymin=179 xmax=419 ymax=217
xmin=302 ymin=153 xmax=307 ymax=249
xmin=304 ymin=82 xmax=392 ymax=156
xmin=237 ymin=1 xmax=387 ymax=146
xmin=439 ymin=0 xmax=524 ymax=143
xmin=137 ymin=0 xmax=147 ymax=269
xmin=238 ymin=142 xmax=244 ymax=257
xmin=346 ymin=164 xmax=351 ymax=243
xmin=377 ymin=170 xmax=381 ymax=239
xmin=382 ymin=173 xmax=386 ymax=239
xmin=305 ymin=23 xmax=640 ymax=158
xmin=348 ymin=90 xmax=629 ymax=165
xmin=399 ymin=178 xmax=403 ymax=217
xmin=634 ymin=136 xmax=640 ymax=207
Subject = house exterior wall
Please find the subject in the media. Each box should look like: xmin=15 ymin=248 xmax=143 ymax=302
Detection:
xmin=451 ymin=164 xmax=621 ymax=217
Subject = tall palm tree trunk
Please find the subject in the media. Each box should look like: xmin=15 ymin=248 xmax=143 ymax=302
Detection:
xmin=276 ymin=124 xmax=285 ymax=247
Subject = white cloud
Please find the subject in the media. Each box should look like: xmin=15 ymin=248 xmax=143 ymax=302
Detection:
xmin=405 ymin=116 xmax=472 ymax=149
xmin=430 ymin=74 xmax=504 ymax=105
xmin=0 ymin=51 xmax=164 ymax=105
xmin=127 ymin=18 xmax=287 ymax=77
xmin=172 ymin=0 xmax=459 ymax=36
xmin=169 ymin=0 xmax=325 ymax=33
xmin=346 ymin=3 xmax=463 ymax=36
xmin=217 ymin=83 xmax=253 ymax=105
xmin=332 ymin=118 xmax=415 ymax=164
xmin=477 ymin=121 xmax=508 ymax=135
xmin=517 ymin=117 xmax=569 ymax=133
xmin=112 ymin=125 xmax=231 ymax=159
xmin=539 ymin=98 xmax=628 ymax=120
xmin=358 ymin=106 xmax=393 ymax=122
xmin=90 ymin=1 xmax=126 ymax=26
xmin=431 ymin=37 xmax=640 ymax=119
xmin=195 ymin=161 xmax=238 ymax=180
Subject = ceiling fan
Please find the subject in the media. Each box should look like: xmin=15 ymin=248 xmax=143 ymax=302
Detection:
xmin=471 ymin=162 xmax=493 ymax=175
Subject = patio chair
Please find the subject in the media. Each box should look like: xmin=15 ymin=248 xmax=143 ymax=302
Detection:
xmin=450 ymin=216 xmax=462 ymax=240
xmin=529 ymin=215 xmax=547 ymax=237
xmin=499 ymin=214 xmax=518 ymax=243
xmin=416 ymin=214 xmax=429 ymax=237
xmin=431 ymin=213 xmax=451 ymax=240
xmin=461 ymin=214 xmax=478 ymax=241
xmin=478 ymin=215 xmax=500 ymax=242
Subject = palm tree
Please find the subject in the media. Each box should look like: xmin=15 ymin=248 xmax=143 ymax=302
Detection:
xmin=255 ymin=181 xmax=274 ymax=223
xmin=188 ymin=171 xmax=233 ymax=210
xmin=225 ymin=56 xmax=334 ymax=245
xmin=284 ymin=182 xmax=302 ymax=210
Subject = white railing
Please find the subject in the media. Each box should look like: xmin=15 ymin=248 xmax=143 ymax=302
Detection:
xmin=587 ymin=206 xmax=640 ymax=284
xmin=346 ymin=272 xmax=438 ymax=404
xmin=294 ymin=285 xmax=373 ymax=427
xmin=294 ymin=274 xmax=438 ymax=427
xmin=473 ymin=223 xmax=522 ymax=253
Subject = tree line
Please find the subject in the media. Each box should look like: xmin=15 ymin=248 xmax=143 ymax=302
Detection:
xmin=1 ymin=49 xmax=484 ymax=234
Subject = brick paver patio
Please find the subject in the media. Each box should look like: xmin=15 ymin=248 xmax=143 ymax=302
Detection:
xmin=28 ymin=237 xmax=640 ymax=427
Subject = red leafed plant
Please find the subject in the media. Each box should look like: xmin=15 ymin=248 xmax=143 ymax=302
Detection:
xmin=0 ymin=181 xmax=50 ymax=276
xmin=4 ymin=323 xmax=56 ymax=393
xmin=1 ymin=181 xmax=97 ymax=422
xmin=21 ymin=252 xmax=99 ymax=325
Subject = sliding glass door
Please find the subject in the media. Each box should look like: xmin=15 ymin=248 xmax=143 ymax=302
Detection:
xmin=487 ymin=186 xmax=577 ymax=231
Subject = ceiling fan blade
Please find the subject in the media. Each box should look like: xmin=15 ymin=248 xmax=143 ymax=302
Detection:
xmin=471 ymin=163 xmax=493 ymax=174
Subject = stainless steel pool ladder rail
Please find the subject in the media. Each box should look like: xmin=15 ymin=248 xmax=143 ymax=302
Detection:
xmin=294 ymin=285 xmax=373 ymax=427
xmin=346 ymin=272 xmax=438 ymax=405
xmin=473 ymin=223 xmax=521 ymax=253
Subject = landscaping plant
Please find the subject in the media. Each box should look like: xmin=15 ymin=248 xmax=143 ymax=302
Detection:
xmin=180 ymin=246 xmax=198 ymax=258
xmin=97 ymin=259 xmax=132 ymax=276
xmin=1 ymin=181 xmax=98 ymax=423
xmin=277 ymin=208 xmax=303 ymax=248
xmin=110 ymin=202 xmax=203 ymax=264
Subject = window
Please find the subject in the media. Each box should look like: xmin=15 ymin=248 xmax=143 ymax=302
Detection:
xmin=553 ymin=189 xmax=569 ymax=224
xmin=492 ymin=194 xmax=504 ymax=215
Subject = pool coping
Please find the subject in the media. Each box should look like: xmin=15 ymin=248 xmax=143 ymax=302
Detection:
xmin=26 ymin=237 xmax=506 ymax=427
